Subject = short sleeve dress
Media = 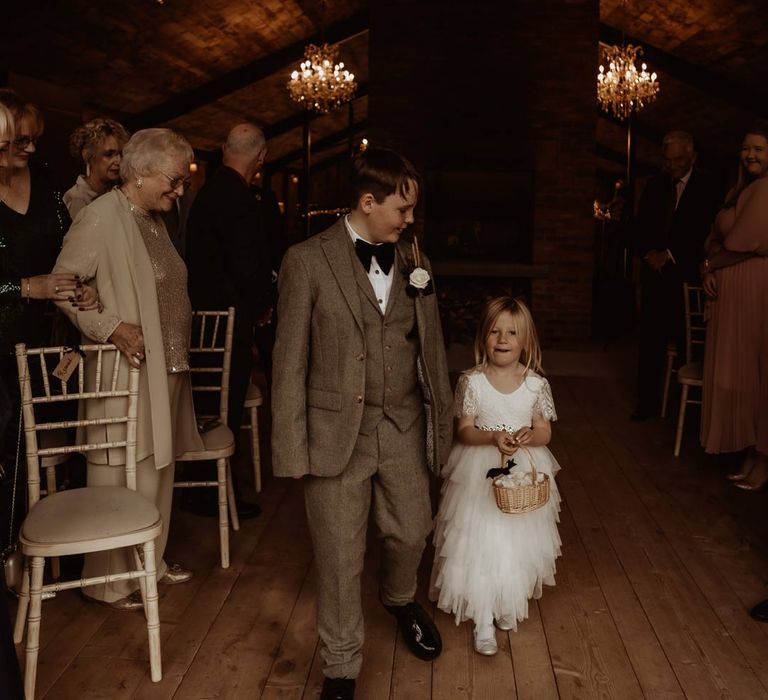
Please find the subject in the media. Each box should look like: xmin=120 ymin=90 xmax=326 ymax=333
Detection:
xmin=430 ymin=368 xmax=562 ymax=630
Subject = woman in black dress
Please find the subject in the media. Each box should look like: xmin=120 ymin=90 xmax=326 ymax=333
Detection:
xmin=0 ymin=96 xmax=98 ymax=699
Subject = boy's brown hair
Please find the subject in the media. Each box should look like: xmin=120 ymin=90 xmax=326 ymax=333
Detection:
xmin=350 ymin=147 xmax=420 ymax=205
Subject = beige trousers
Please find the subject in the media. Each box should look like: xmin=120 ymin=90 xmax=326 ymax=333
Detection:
xmin=81 ymin=372 xmax=198 ymax=603
xmin=81 ymin=454 xmax=174 ymax=602
xmin=304 ymin=415 xmax=433 ymax=679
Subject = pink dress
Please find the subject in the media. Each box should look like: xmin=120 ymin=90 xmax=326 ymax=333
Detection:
xmin=701 ymin=178 xmax=768 ymax=454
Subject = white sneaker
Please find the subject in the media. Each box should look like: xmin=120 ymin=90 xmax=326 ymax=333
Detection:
xmin=473 ymin=625 xmax=498 ymax=656
xmin=495 ymin=614 xmax=516 ymax=631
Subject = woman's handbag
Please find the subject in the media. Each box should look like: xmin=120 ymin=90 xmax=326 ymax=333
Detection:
xmin=1 ymin=405 xmax=23 ymax=594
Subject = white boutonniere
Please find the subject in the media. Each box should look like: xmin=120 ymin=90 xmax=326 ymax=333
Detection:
xmin=405 ymin=236 xmax=434 ymax=297
xmin=409 ymin=267 xmax=431 ymax=290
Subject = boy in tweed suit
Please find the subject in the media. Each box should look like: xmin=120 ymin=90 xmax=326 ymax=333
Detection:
xmin=271 ymin=148 xmax=453 ymax=700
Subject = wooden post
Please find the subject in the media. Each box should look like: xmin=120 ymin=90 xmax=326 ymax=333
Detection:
xmin=302 ymin=114 xmax=311 ymax=238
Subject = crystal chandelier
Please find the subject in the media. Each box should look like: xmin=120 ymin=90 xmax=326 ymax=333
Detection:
xmin=597 ymin=44 xmax=659 ymax=120
xmin=287 ymin=43 xmax=357 ymax=114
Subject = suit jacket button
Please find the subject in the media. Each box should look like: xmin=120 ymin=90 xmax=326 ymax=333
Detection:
xmin=356 ymin=395 xmax=363 ymax=403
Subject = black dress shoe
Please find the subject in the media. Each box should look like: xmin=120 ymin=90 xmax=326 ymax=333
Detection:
xmin=321 ymin=677 xmax=355 ymax=700
xmin=383 ymin=601 xmax=442 ymax=661
xmin=750 ymin=599 xmax=768 ymax=623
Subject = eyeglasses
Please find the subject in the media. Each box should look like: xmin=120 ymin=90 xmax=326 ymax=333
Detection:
xmin=12 ymin=136 xmax=37 ymax=150
xmin=160 ymin=171 xmax=192 ymax=191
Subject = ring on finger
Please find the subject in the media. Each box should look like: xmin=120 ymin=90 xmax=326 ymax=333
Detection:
xmin=55 ymin=285 xmax=59 ymax=293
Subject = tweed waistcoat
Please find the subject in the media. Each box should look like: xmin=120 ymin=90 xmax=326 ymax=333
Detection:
xmin=350 ymin=252 xmax=423 ymax=435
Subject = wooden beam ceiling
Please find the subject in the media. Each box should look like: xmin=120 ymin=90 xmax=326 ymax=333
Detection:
xmin=599 ymin=23 xmax=768 ymax=115
xmin=127 ymin=10 xmax=369 ymax=130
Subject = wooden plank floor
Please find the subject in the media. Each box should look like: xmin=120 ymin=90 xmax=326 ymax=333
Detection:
xmin=12 ymin=348 xmax=768 ymax=699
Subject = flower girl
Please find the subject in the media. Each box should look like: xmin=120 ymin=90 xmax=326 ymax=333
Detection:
xmin=430 ymin=297 xmax=562 ymax=655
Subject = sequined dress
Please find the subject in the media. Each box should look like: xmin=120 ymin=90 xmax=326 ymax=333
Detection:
xmin=0 ymin=166 xmax=69 ymax=554
xmin=430 ymin=368 xmax=562 ymax=630
xmin=0 ymin=165 xmax=70 ymax=357
xmin=131 ymin=210 xmax=191 ymax=373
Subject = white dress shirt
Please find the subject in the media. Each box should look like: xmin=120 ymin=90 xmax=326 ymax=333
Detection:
xmin=345 ymin=215 xmax=393 ymax=314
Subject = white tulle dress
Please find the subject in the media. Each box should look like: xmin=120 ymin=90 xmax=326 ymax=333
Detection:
xmin=430 ymin=368 xmax=562 ymax=630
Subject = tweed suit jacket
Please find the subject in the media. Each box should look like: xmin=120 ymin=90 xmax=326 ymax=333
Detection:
xmin=271 ymin=219 xmax=453 ymax=478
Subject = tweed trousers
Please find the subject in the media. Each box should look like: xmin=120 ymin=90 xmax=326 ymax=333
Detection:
xmin=304 ymin=414 xmax=433 ymax=679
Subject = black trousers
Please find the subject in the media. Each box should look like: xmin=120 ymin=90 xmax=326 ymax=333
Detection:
xmin=227 ymin=338 xmax=253 ymax=440
xmin=188 ymin=332 xmax=254 ymax=499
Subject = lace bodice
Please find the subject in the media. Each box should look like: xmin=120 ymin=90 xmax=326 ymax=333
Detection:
xmin=454 ymin=368 xmax=557 ymax=432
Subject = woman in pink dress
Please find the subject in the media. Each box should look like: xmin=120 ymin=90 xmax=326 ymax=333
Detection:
xmin=700 ymin=123 xmax=768 ymax=489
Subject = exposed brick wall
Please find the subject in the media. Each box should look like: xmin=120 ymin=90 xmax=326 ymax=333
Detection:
xmin=369 ymin=0 xmax=598 ymax=345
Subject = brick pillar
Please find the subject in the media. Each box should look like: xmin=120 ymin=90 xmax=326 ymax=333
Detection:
xmin=369 ymin=0 xmax=598 ymax=344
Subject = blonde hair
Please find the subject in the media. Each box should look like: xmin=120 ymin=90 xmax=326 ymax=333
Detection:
xmin=0 ymin=103 xmax=14 ymax=185
xmin=0 ymin=89 xmax=44 ymax=139
xmin=0 ymin=103 xmax=13 ymax=144
xmin=69 ymin=117 xmax=129 ymax=165
xmin=474 ymin=296 xmax=543 ymax=374
xmin=723 ymin=121 xmax=768 ymax=209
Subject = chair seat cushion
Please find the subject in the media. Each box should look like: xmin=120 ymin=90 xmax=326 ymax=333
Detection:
xmin=678 ymin=362 xmax=703 ymax=383
xmin=21 ymin=486 xmax=161 ymax=553
xmin=243 ymin=382 xmax=263 ymax=407
xmin=177 ymin=422 xmax=235 ymax=460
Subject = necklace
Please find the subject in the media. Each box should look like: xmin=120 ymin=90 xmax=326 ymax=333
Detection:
xmin=122 ymin=187 xmax=160 ymax=236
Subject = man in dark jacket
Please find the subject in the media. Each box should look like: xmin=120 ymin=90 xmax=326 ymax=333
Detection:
xmin=186 ymin=123 xmax=272 ymax=515
xmin=632 ymin=130 xmax=721 ymax=420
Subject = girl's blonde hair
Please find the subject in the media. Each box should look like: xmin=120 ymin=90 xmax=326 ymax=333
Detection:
xmin=474 ymin=296 xmax=543 ymax=374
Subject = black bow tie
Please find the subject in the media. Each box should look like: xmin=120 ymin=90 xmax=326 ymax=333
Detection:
xmin=355 ymin=239 xmax=395 ymax=275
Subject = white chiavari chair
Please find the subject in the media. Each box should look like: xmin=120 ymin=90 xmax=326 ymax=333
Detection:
xmin=241 ymin=382 xmax=263 ymax=493
xmin=674 ymin=285 xmax=706 ymax=456
xmin=13 ymin=343 xmax=163 ymax=699
xmin=174 ymin=308 xmax=238 ymax=569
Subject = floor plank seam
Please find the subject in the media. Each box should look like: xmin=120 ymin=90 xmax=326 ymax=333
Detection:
xmin=553 ymin=379 xmax=699 ymax=697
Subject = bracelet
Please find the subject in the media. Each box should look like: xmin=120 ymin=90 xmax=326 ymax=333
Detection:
xmin=22 ymin=277 xmax=30 ymax=303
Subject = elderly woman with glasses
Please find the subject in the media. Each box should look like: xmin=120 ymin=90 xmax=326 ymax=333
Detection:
xmin=52 ymin=128 xmax=203 ymax=610
xmin=64 ymin=117 xmax=130 ymax=218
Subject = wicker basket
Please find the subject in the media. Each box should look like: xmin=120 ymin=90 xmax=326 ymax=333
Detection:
xmin=492 ymin=446 xmax=550 ymax=514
